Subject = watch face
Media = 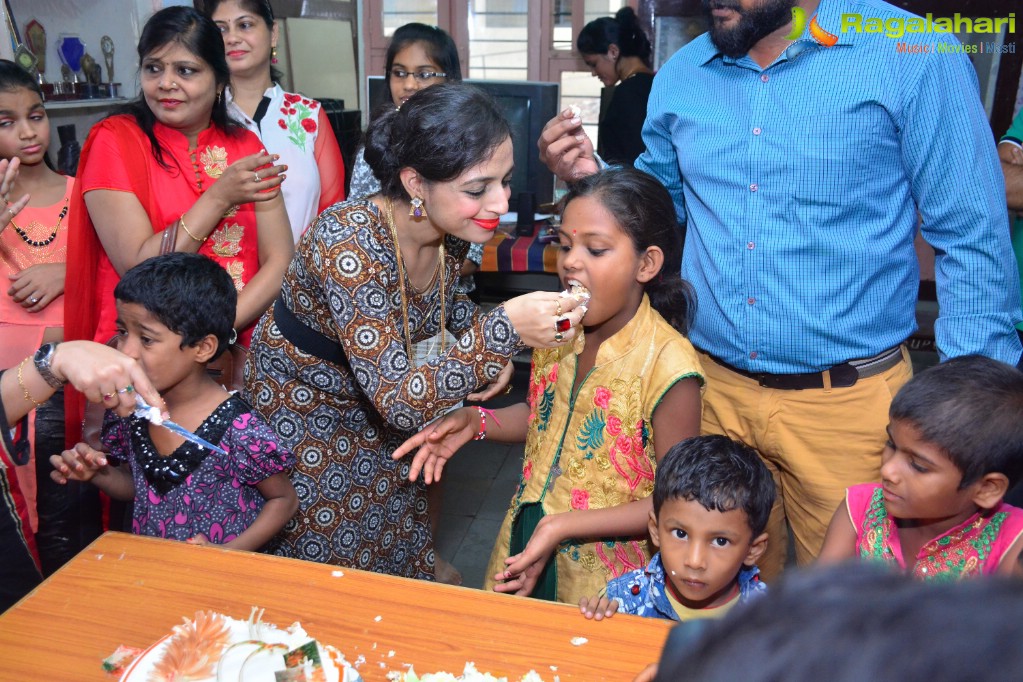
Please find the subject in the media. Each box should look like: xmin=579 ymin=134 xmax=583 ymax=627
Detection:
xmin=34 ymin=343 xmax=63 ymax=389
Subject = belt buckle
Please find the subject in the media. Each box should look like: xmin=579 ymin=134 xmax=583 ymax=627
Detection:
xmin=830 ymin=363 xmax=859 ymax=388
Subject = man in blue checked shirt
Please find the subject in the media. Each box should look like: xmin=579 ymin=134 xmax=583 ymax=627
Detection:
xmin=540 ymin=0 xmax=1023 ymax=581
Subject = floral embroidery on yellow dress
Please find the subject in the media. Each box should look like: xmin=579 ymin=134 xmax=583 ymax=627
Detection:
xmin=485 ymin=296 xmax=704 ymax=603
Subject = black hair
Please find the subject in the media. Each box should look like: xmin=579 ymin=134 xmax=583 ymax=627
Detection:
xmin=113 ymin=252 xmax=236 ymax=359
xmin=576 ymin=7 xmax=653 ymax=69
xmin=115 ymin=6 xmax=238 ymax=168
xmin=654 ymin=564 xmax=1023 ymax=682
xmin=562 ymin=167 xmax=695 ymax=334
xmin=889 ymin=355 xmax=1023 ymax=489
xmin=378 ymin=23 xmax=462 ymax=110
xmin=653 ymin=435 xmax=775 ymax=537
xmin=0 ymin=60 xmax=60 ymax=172
xmin=363 ymin=82 xmax=511 ymax=202
xmin=204 ymin=0 xmax=283 ymax=83
xmin=0 ymin=59 xmax=45 ymax=101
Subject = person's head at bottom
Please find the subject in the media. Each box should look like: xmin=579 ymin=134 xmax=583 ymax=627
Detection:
xmin=653 ymin=562 xmax=1023 ymax=681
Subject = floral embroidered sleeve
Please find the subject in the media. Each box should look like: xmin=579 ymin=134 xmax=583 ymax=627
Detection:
xmin=301 ymin=204 xmax=523 ymax=434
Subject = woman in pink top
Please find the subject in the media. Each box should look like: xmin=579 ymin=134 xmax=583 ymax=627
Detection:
xmin=0 ymin=60 xmax=101 ymax=574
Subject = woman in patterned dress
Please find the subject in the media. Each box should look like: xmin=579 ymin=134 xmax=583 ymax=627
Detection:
xmin=244 ymin=83 xmax=587 ymax=578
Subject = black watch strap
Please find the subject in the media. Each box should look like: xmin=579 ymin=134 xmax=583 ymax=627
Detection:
xmin=33 ymin=342 xmax=64 ymax=389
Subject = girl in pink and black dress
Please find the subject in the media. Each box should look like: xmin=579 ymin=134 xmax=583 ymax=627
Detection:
xmin=52 ymin=254 xmax=297 ymax=550
xmin=819 ymin=356 xmax=1023 ymax=580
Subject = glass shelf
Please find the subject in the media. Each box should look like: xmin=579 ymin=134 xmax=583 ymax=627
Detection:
xmin=44 ymin=97 xmax=129 ymax=110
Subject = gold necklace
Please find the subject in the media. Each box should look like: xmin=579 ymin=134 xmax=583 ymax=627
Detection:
xmin=383 ymin=199 xmax=446 ymax=359
xmin=10 ymin=197 xmax=70 ymax=248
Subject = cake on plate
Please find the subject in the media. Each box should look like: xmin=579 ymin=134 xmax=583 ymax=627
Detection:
xmin=118 ymin=608 xmax=362 ymax=682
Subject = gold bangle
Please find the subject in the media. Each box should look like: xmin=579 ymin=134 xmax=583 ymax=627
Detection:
xmin=17 ymin=359 xmax=46 ymax=408
xmin=179 ymin=215 xmax=206 ymax=243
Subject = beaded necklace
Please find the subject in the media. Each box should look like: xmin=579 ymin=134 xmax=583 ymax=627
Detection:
xmin=9 ymin=197 xmax=69 ymax=248
xmin=383 ymin=199 xmax=446 ymax=359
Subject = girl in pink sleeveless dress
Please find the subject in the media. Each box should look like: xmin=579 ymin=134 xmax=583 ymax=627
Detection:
xmin=818 ymin=356 xmax=1023 ymax=580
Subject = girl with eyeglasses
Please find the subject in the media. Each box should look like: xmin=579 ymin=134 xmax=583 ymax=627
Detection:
xmin=208 ymin=0 xmax=346 ymax=242
xmin=348 ymin=23 xmax=462 ymax=199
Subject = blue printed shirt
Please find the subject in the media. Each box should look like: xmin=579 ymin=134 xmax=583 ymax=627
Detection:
xmin=637 ymin=0 xmax=1023 ymax=373
xmin=606 ymin=552 xmax=767 ymax=621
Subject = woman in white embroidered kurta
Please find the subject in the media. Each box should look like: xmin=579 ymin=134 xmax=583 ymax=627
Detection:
xmin=211 ymin=0 xmax=346 ymax=241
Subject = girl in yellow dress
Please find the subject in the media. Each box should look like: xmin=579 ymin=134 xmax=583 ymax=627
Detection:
xmin=395 ymin=167 xmax=704 ymax=603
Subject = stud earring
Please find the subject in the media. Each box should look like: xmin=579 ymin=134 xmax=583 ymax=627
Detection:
xmin=409 ymin=196 xmax=427 ymax=219
xmin=271 ymin=46 xmax=278 ymax=64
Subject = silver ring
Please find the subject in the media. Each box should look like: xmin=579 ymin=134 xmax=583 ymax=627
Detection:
xmin=117 ymin=385 xmax=134 ymax=394
xmin=6 ymin=207 xmax=14 ymax=217
xmin=29 ymin=296 xmax=38 ymax=304
xmin=253 ymin=172 xmax=260 ymax=183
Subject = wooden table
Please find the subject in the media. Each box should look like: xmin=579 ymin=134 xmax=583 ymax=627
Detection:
xmin=0 ymin=533 xmax=672 ymax=680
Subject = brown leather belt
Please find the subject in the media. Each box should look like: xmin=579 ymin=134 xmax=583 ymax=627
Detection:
xmin=706 ymin=345 xmax=904 ymax=390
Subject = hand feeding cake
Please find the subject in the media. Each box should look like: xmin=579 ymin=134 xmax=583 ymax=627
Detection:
xmin=118 ymin=608 xmax=362 ymax=682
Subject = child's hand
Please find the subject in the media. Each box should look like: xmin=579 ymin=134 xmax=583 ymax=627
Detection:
xmin=8 ymin=263 xmax=65 ymax=312
xmin=392 ymin=407 xmax=477 ymax=484
xmin=50 ymin=442 xmax=108 ymax=484
xmin=579 ymin=595 xmax=619 ymax=620
xmin=0 ymin=157 xmax=31 ymax=226
xmin=186 ymin=534 xmax=211 ymax=547
xmin=492 ymin=514 xmax=563 ymax=596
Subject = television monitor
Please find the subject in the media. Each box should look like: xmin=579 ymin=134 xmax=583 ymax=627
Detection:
xmin=367 ymin=77 xmax=559 ymax=206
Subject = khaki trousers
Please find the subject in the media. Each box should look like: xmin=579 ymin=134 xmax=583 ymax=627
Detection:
xmin=699 ymin=348 xmax=913 ymax=582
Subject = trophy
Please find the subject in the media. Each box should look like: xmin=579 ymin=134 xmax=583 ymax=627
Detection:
xmin=101 ymin=35 xmax=115 ymax=83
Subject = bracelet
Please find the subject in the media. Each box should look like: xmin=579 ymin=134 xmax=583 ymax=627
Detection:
xmin=179 ymin=215 xmax=206 ymax=243
xmin=472 ymin=406 xmax=502 ymax=441
xmin=17 ymin=359 xmax=46 ymax=408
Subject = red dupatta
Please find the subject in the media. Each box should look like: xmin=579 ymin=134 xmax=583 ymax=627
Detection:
xmin=63 ymin=115 xmax=161 ymax=446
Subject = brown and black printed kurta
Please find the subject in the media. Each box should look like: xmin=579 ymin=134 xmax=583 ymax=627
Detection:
xmin=244 ymin=200 xmax=521 ymax=578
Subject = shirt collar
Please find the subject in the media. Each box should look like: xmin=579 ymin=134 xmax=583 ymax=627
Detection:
xmin=225 ymin=82 xmax=281 ymax=104
xmin=694 ymin=0 xmax=854 ymax=67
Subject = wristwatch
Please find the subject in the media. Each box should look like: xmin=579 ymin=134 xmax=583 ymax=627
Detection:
xmin=33 ymin=342 xmax=65 ymax=389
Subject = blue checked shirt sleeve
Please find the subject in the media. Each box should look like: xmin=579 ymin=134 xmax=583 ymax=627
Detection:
xmin=901 ymin=37 xmax=1023 ymax=363
xmin=637 ymin=83 xmax=686 ymax=224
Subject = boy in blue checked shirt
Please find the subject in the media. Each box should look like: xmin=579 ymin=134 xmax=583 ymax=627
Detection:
xmin=580 ymin=435 xmax=774 ymax=622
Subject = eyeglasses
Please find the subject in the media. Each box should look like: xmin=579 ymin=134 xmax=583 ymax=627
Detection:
xmin=390 ymin=69 xmax=447 ymax=82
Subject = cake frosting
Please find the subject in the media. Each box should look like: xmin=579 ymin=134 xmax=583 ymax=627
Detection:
xmin=120 ymin=609 xmax=362 ymax=682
